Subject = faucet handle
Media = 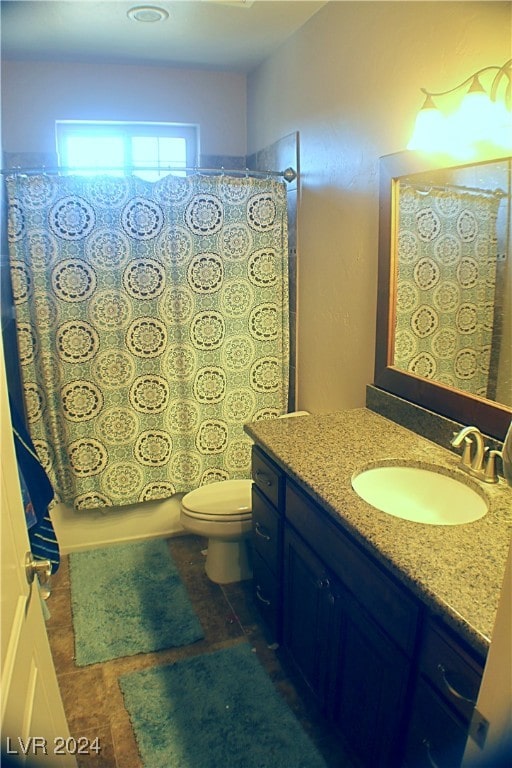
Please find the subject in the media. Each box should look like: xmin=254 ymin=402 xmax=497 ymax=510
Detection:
xmin=484 ymin=450 xmax=502 ymax=484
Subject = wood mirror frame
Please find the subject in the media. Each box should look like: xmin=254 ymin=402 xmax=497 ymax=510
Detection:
xmin=374 ymin=151 xmax=511 ymax=441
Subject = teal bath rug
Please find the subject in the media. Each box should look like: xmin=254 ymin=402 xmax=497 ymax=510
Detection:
xmin=69 ymin=539 xmax=204 ymax=666
xmin=119 ymin=642 xmax=328 ymax=768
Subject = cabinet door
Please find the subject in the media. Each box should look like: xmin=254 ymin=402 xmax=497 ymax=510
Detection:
xmin=329 ymin=583 xmax=411 ymax=768
xmin=286 ymin=480 xmax=419 ymax=655
xmin=283 ymin=524 xmax=335 ymax=708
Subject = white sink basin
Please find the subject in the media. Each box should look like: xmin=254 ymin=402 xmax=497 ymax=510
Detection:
xmin=351 ymin=465 xmax=488 ymax=525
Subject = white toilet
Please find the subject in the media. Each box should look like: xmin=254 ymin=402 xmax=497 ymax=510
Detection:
xmin=181 ymin=478 xmax=253 ymax=584
xmin=180 ymin=411 xmax=310 ymax=584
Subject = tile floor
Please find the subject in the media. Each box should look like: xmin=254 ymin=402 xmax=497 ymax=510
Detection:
xmin=47 ymin=534 xmax=353 ymax=768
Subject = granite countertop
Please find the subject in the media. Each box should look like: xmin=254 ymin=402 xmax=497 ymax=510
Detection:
xmin=245 ymin=408 xmax=512 ymax=658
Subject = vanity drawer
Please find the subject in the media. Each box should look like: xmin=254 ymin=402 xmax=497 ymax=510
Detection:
xmin=252 ymin=485 xmax=280 ymax=575
xmin=252 ymin=446 xmax=283 ymax=509
xmin=252 ymin=549 xmax=281 ymax=640
xmin=420 ymin=619 xmax=483 ymax=724
xmin=285 ymin=479 xmax=419 ymax=656
xmin=404 ymin=678 xmax=469 ymax=768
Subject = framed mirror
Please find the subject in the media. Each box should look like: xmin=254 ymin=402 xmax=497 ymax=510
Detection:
xmin=375 ymin=151 xmax=511 ymax=441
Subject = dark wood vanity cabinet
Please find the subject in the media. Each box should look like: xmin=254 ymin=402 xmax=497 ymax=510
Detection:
xmin=251 ymin=446 xmax=285 ymax=641
xmin=403 ymin=620 xmax=485 ymax=768
xmin=284 ymin=480 xmax=416 ymax=768
xmin=250 ymin=447 xmax=485 ymax=768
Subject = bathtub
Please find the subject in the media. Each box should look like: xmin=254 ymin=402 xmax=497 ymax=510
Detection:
xmin=50 ymin=494 xmax=186 ymax=554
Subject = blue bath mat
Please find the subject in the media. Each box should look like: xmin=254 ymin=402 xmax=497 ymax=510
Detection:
xmin=69 ymin=539 xmax=204 ymax=666
xmin=119 ymin=642 xmax=328 ymax=768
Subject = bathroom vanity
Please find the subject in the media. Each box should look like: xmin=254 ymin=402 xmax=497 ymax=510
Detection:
xmin=246 ymin=409 xmax=511 ymax=768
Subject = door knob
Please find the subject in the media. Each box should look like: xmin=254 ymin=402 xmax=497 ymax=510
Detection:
xmin=25 ymin=552 xmax=52 ymax=595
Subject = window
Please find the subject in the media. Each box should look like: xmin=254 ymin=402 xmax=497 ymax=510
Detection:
xmin=55 ymin=121 xmax=199 ymax=181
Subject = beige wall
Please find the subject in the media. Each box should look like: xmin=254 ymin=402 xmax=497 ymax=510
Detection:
xmin=1 ymin=60 xmax=246 ymax=157
xmin=247 ymin=1 xmax=511 ymax=414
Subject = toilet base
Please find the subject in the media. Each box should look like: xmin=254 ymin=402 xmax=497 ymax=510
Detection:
xmin=204 ymin=537 xmax=252 ymax=584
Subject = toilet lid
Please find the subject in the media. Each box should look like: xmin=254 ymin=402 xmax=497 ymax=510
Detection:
xmin=182 ymin=479 xmax=252 ymax=518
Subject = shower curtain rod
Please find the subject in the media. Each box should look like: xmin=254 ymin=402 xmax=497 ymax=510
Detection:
xmin=402 ymin=180 xmax=506 ymax=198
xmin=1 ymin=164 xmax=298 ymax=182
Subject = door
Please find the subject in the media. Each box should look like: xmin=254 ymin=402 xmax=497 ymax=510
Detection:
xmin=1 ymin=332 xmax=76 ymax=767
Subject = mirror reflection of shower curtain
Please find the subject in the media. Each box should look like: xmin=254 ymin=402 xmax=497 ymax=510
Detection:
xmin=394 ymin=184 xmax=502 ymax=399
xmin=488 ymin=186 xmax=510 ymax=403
xmin=5 ymin=172 xmax=289 ymax=509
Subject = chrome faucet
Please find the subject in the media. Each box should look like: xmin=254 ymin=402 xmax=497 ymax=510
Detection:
xmin=451 ymin=426 xmax=485 ymax=472
xmin=451 ymin=425 xmax=500 ymax=483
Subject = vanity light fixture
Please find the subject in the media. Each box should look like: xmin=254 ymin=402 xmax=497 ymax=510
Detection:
xmin=408 ymin=59 xmax=512 ymax=158
xmin=127 ymin=5 xmax=169 ymax=22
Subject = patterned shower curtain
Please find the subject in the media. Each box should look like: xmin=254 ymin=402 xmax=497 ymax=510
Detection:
xmin=6 ymin=172 xmax=289 ymax=509
xmin=394 ymin=184 xmax=501 ymax=398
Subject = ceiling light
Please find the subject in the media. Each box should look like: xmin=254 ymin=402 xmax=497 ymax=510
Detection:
xmin=127 ymin=6 xmax=169 ymax=23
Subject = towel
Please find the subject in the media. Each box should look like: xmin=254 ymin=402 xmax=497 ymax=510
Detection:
xmin=10 ymin=396 xmax=60 ymax=574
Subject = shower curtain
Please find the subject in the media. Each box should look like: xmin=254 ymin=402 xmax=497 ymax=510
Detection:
xmin=6 ymin=172 xmax=289 ymax=509
xmin=394 ymin=184 xmax=502 ymax=399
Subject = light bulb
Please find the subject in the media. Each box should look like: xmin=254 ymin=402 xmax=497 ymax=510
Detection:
xmin=490 ymin=100 xmax=512 ymax=149
xmin=407 ymin=95 xmax=446 ymax=152
xmin=451 ymin=76 xmax=496 ymax=145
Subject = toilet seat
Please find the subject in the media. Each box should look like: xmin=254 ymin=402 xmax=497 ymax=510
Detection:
xmin=181 ymin=479 xmax=252 ymax=523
